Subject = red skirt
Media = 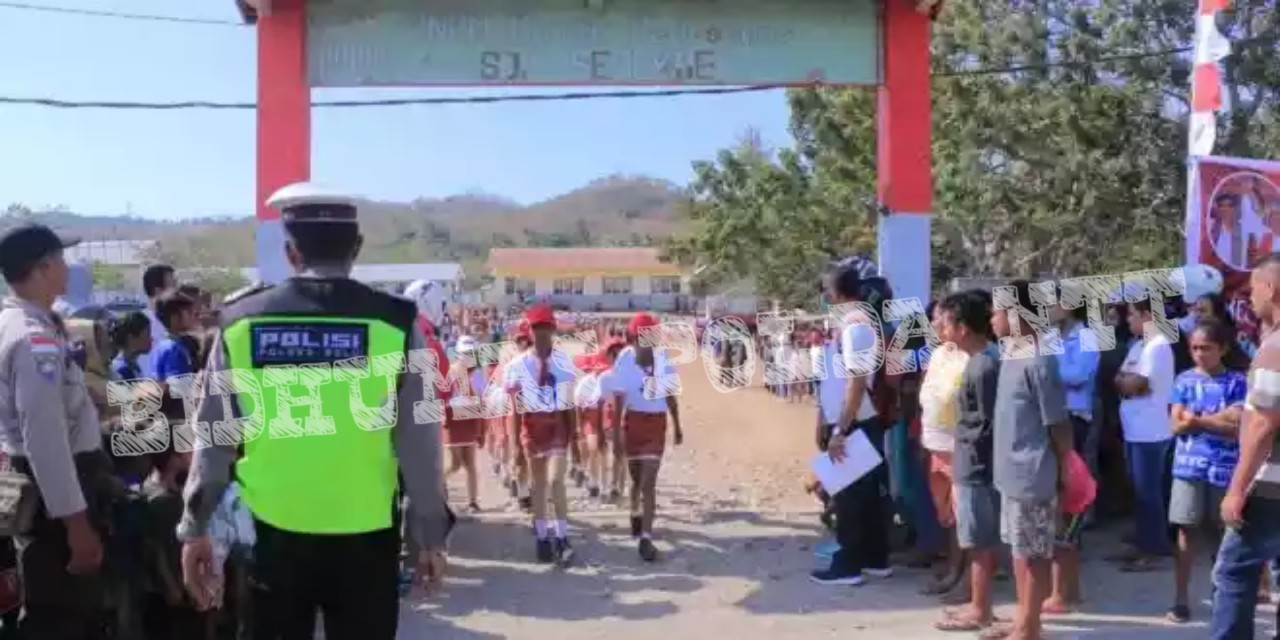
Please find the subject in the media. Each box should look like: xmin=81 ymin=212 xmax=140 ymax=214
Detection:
xmin=520 ymin=411 xmax=569 ymax=458
xmin=444 ymin=416 xmax=482 ymax=447
xmin=623 ymin=411 xmax=668 ymax=461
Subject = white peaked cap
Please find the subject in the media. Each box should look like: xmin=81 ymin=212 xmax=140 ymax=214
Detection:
xmin=265 ymin=181 xmax=362 ymax=211
xmin=1181 ymin=263 xmax=1224 ymax=301
xmin=404 ymin=279 xmax=444 ymax=325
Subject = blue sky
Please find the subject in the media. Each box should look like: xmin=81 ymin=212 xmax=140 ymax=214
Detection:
xmin=0 ymin=1 xmax=792 ymax=220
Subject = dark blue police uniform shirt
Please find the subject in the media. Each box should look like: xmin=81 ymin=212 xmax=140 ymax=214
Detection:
xmin=149 ymin=337 xmax=195 ymax=382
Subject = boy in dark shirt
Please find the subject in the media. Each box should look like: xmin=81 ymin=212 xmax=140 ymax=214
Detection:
xmin=935 ymin=291 xmax=1003 ymax=632
xmin=142 ymin=446 xmax=209 ymax=639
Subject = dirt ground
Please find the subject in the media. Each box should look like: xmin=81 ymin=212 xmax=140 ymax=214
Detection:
xmin=398 ymin=362 xmax=1277 ymax=639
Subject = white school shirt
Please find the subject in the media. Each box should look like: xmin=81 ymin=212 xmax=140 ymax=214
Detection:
xmin=601 ymin=347 xmax=673 ymax=414
xmin=574 ymin=371 xmax=605 ymax=410
xmin=816 ymin=320 xmax=878 ymax=426
xmin=447 ymin=368 xmax=488 ymax=420
xmin=505 ymin=351 xmax=577 ymax=412
xmin=1119 ymin=335 xmax=1176 ymax=443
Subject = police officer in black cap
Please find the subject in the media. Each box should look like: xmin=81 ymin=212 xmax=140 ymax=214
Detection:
xmin=178 ymin=183 xmax=452 ymax=640
xmin=0 ymin=224 xmax=114 ymax=638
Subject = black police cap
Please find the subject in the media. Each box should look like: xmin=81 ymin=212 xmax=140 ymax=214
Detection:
xmin=0 ymin=224 xmax=78 ymax=278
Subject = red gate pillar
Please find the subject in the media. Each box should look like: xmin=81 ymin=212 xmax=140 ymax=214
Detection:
xmin=255 ymin=0 xmax=311 ymax=284
xmin=876 ymin=2 xmax=934 ymax=303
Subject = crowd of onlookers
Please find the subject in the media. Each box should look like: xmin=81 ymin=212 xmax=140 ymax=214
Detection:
xmin=22 ymin=253 xmax=1279 ymax=639
xmin=762 ymin=256 xmax=1275 ymax=640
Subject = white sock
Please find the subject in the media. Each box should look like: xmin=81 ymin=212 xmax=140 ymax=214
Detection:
xmin=552 ymin=519 xmax=568 ymax=538
xmin=640 ymin=532 xmax=652 ymax=541
xmin=534 ymin=519 xmax=549 ymax=539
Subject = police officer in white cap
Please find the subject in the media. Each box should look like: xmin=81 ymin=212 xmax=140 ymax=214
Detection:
xmin=0 ymin=224 xmax=112 ymax=638
xmin=177 ymin=183 xmax=452 ymax=639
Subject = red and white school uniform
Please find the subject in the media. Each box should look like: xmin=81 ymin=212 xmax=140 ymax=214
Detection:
xmin=574 ymin=369 xmax=606 ymax=441
xmin=602 ymin=347 xmax=673 ymax=461
xmin=443 ymin=367 xmax=487 ymax=448
xmin=505 ymin=351 xmax=577 ymax=459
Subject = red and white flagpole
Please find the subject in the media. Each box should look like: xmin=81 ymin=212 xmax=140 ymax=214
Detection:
xmin=1188 ymin=0 xmax=1231 ymax=157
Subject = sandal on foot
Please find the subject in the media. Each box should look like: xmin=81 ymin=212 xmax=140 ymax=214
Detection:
xmin=1166 ymin=604 xmax=1191 ymax=623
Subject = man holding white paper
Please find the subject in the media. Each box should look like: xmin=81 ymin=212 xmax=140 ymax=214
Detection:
xmin=810 ymin=257 xmax=894 ymax=587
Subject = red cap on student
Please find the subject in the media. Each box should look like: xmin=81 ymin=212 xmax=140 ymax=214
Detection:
xmin=627 ymin=312 xmax=660 ymax=336
xmin=525 ymin=303 xmax=556 ymax=328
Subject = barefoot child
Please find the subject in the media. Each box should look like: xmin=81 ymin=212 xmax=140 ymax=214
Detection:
xmin=1166 ymin=321 xmax=1245 ymax=623
xmin=933 ymin=291 xmax=1002 ymax=633
xmin=1044 ymin=449 xmax=1096 ymax=615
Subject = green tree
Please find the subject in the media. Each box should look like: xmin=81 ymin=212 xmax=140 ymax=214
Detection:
xmin=670 ymin=0 xmax=1280 ymax=296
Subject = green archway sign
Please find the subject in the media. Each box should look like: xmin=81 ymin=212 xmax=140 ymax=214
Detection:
xmin=306 ymin=0 xmax=881 ymax=87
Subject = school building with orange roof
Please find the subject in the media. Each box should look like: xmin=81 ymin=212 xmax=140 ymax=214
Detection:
xmin=484 ymin=247 xmax=692 ymax=312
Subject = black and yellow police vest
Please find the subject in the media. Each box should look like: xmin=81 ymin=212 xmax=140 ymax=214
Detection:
xmin=218 ymin=277 xmax=416 ymax=535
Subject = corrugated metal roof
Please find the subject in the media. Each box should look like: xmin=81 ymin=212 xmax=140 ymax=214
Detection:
xmin=239 ymin=263 xmax=463 ymax=283
xmin=64 ymin=240 xmax=160 ymax=266
xmin=487 ymin=247 xmax=672 ymax=272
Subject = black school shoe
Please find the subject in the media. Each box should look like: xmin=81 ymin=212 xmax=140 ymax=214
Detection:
xmin=555 ymin=538 xmax=575 ymax=566
xmin=630 ymin=515 xmax=643 ymax=539
xmin=536 ymin=538 xmax=554 ymax=563
xmin=638 ymin=538 xmax=659 ymax=563
xmin=519 ymin=496 xmax=533 ymax=512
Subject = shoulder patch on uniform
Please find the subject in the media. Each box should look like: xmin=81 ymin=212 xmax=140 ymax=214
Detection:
xmin=222 ymin=281 xmax=272 ymax=306
xmin=26 ymin=332 xmax=61 ymax=355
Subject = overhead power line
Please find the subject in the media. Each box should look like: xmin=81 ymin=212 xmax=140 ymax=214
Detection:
xmin=0 ymin=85 xmax=782 ymax=110
xmin=0 ymin=1 xmax=242 ymax=25
xmin=0 ymin=20 xmax=1272 ymax=110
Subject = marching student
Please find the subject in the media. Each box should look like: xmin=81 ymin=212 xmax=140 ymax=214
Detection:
xmin=603 ymin=312 xmax=684 ymax=562
xmin=506 ymin=305 xmax=578 ymax=564
xmin=504 ymin=321 xmax=536 ymax=511
xmin=444 ymin=336 xmax=487 ymax=514
xmin=573 ymin=352 xmax=609 ymax=501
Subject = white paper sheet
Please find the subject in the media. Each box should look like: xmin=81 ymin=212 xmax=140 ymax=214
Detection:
xmin=810 ymin=429 xmax=883 ymax=496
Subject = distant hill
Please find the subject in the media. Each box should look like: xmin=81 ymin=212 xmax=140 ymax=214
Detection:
xmin=4 ymin=176 xmax=687 ymax=283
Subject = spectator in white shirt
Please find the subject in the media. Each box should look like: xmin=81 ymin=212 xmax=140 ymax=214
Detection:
xmin=1114 ymin=297 xmax=1176 ymax=571
xmin=138 ymin=264 xmax=175 ymax=378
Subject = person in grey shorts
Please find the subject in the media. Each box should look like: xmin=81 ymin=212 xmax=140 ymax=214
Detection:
xmin=1167 ymin=321 xmax=1246 ymax=624
xmin=934 ymin=292 xmax=1003 ymax=632
xmin=991 ymin=280 xmax=1074 ymax=640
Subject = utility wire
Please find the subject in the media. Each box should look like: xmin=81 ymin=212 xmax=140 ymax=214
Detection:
xmin=0 ymin=1 xmax=241 ymax=25
xmin=0 ymin=86 xmax=781 ymax=110
xmin=0 ymin=15 xmax=1272 ymax=110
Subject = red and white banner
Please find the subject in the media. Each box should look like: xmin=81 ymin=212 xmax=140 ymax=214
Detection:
xmin=1186 ymin=156 xmax=1280 ymax=339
